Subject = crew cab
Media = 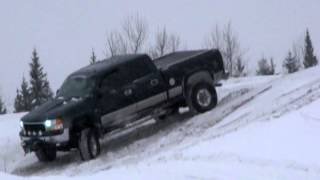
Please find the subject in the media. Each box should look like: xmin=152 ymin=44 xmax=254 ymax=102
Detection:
xmin=19 ymin=49 xmax=225 ymax=161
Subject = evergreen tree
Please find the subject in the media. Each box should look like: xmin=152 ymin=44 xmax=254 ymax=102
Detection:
xmin=14 ymin=89 xmax=23 ymax=113
xmin=283 ymin=51 xmax=300 ymax=74
xmin=29 ymin=49 xmax=53 ymax=109
xmin=303 ymin=30 xmax=318 ymax=68
xmin=14 ymin=77 xmax=32 ymax=112
xmin=0 ymin=96 xmax=6 ymax=114
xmin=90 ymin=49 xmax=97 ymax=65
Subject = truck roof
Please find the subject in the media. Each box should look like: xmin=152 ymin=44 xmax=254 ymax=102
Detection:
xmin=153 ymin=49 xmax=219 ymax=70
xmin=71 ymin=54 xmax=150 ymax=77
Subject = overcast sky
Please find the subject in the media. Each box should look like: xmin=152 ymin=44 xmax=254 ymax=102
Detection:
xmin=0 ymin=0 xmax=319 ymax=110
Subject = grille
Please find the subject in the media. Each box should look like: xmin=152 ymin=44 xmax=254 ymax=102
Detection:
xmin=24 ymin=124 xmax=45 ymax=133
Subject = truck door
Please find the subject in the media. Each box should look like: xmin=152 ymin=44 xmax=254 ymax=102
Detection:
xmin=98 ymin=68 xmax=136 ymax=126
xmin=133 ymin=72 xmax=167 ymax=112
xmin=126 ymin=57 xmax=168 ymax=112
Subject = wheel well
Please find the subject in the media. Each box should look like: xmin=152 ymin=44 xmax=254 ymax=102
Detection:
xmin=69 ymin=115 xmax=102 ymax=145
xmin=182 ymin=70 xmax=214 ymax=97
xmin=72 ymin=116 xmax=95 ymax=131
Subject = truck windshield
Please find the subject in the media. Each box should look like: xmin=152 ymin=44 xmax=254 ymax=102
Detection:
xmin=57 ymin=75 xmax=94 ymax=99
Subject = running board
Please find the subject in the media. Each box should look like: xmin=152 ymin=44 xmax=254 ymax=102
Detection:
xmin=103 ymin=116 xmax=155 ymax=137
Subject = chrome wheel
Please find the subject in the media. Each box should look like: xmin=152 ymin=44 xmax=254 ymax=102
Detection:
xmin=89 ymin=135 xmax=98 ymax=157
xmin=196 ymin=89 xmax=212 ymax=107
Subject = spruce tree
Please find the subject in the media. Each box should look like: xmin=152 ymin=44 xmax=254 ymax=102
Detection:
xmin=303 ymin=30 xmax=318 ymax=68
xmin=21 ymin=77 xmax=32 ymax=110
xmin=14 ymin=89 xmax=23 ymax=113
xmin=0 ymin=96 xmax=6 ymax=114
xmin=29 ymin=49 xmax=53 ymax=109
xmin=283 ymin=51 xmax=300 ymax=74
xmin=90 ymin=49 xmax=97 ymax=65
xmin=14 ymin=77 xmax=32 ymax=112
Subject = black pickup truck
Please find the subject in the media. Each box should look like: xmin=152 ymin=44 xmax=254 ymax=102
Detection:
xmin=19 ymin=49 xmax=225 ymax=161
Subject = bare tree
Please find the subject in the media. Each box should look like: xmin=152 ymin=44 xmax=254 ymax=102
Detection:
xmin=150 ymin=27 xmax=169 ymax=58
xmin=122 ymin=14 xmax=148 ymax=54
xmin=105 ymin=14 xmax=148 ymax=57
xmin=223 ymin=23 xmax=243 ymax=76
xmin=0 ymin=95 xmax=6 ymax=114
xmin=292 ymin=40 xmax=304 ymax=68
xmin=233 ymin=57 xmax=246 ymax=77
xmin=256 ymin=57 xmax=275 ymax=75
xmin=204 ymin=23 xmax=244 ymax=77
xmin=168 ymin=33 xmax=181 ymax=53
xmin=203 ymin=25 xmax=223 ymax=50
xmin=90 ymin=49 xmax=97 ymax=65
xmin=105 ymin=31 xmax=128 ymax=57
xmin=270 ymin=58 xmax=276 ymax=75
xmin=149 ymin=27 xmax=181 ymax=59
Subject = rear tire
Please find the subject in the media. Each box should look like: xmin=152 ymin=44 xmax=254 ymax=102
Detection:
xmin=78 ymin=128 xmax=101 ymax=161
xmin=186 ymin=82 xmax=217 ymax=114
xmin=35 ymin=146 xmax=57 ymax=162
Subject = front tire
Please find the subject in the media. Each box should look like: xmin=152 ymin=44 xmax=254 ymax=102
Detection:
xmin=187 ymin=82 xmax=217 ymax=113
xmin=35 ymin=146 xmax=57 ymax=162
xmin=78 ymin=128 xmax=101 ymax=161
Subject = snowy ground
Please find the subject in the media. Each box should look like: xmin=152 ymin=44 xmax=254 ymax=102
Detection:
xmin=1 ymin=66 xmax=320 ymax=179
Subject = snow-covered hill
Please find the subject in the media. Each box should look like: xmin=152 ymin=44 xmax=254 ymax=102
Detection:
xmin=1 ymin=66 xmax=320 ymax=179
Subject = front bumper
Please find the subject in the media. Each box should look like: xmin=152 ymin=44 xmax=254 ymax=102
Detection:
xmin=20 ymin=128 xmax=69 ymax=153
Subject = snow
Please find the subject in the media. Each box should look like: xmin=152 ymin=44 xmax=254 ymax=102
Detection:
xmin=181 ymin=100 xmax=320 ymax=175
xmin=1 ymin=66 xmax=320 ymax=179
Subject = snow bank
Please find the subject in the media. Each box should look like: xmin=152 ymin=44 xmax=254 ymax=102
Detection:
xmin=0 ymin=113 xmax=26 ymax=173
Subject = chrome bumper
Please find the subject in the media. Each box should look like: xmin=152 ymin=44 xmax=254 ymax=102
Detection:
xmin=20 ymin=128 xmax=70 ymax=144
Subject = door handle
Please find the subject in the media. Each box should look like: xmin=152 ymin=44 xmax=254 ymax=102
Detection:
xmin=124 ymin=88 xmax=133 ymax=96
xmin=150 ymin=79 xmax=159 ymax=86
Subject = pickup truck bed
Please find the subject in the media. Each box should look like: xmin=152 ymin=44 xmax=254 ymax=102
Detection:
xmin=155 ymin=50 xmax=211 ymax=69
xmin=154 ymin=49 xmax=224 ymax=87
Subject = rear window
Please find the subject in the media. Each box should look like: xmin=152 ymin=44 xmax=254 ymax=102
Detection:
xmin=100 ymin=57 xmax=156 ymax=89
xmin=123 ymin=57 xmax=155 ymax=80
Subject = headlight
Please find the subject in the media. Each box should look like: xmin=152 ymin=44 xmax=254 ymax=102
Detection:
xmin=44 ymin=120 xmax=52 ymax=127
xmin=44 ymin=118 xmax=63 ymax=131
xmin=20 ymin=121 xmax=24 ymax=129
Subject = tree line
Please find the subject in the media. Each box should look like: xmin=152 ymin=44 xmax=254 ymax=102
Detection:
xmin=0 ymin=14 xmax=318 ymax=114
xmin=257 ymin=29 xmax=318 ymax=75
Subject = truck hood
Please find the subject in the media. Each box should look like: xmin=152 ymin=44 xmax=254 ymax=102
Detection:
xmin=21 ymin=97 xmax=85 ymax=123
